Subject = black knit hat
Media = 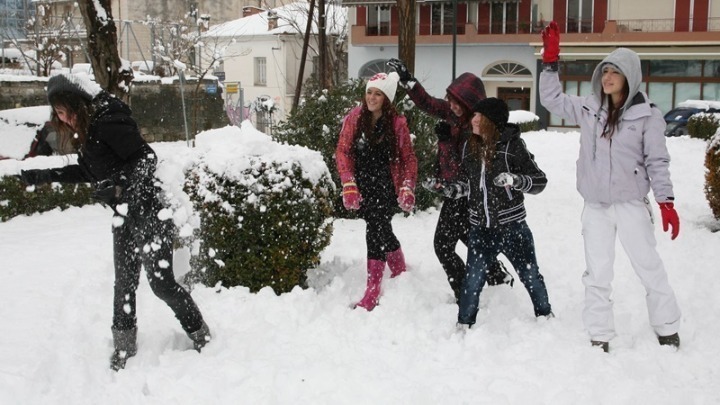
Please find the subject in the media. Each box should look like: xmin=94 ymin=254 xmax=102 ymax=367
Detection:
xmin=47 ymin=73 xmax=101 ymax=105
xmin=472 ymin=97 xmax=509 ymax=130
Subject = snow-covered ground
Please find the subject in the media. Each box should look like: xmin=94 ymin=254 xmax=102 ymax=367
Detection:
xmin=1 ymin=124 xmax=719 ymax=404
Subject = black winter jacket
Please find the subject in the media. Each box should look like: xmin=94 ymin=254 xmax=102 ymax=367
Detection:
xmin=461 ymin=123 xmax=547 ymax=227
xmin=43 ymin=92 xmax=156 ymax=193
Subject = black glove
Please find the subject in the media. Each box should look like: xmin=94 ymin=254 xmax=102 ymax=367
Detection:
xmin=434 ymin=121 xmax=452 ymax=142
xmin=92 ymin=179 xmax=124 ymax=205
xmin=19 ymin=169 xmax=52 ymax=185
xmin=386 ymin=58 xmax=413 ymax=83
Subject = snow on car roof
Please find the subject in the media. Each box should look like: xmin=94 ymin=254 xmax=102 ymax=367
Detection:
xmin=677 ymin=100 xmax=720 ymax=110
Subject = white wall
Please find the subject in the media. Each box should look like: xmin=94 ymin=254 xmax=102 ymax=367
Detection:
xmin=348 ymin=43 xmax=538 ymax=110
xmin=219 ymin=34 xmax=315 ymax=121
xmin=607 ymin=0 xmax=675 ymax=20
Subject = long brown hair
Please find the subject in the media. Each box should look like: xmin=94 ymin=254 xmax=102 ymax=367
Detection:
xmin=467 ymin=114 xmax=500 ymax=169
xmin=601 ymin=79 xmax=629 ymax=139
xmin=355 ymin=95 xmax=399 ymax=159
xmin=49 ymin=91 xmax=94 ymax=151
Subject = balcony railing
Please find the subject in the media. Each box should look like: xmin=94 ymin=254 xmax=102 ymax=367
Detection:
xmin=363 ymin=17 xmax=720 ymax=38
xmin=615 ymin=18 xmax=675 ymax=32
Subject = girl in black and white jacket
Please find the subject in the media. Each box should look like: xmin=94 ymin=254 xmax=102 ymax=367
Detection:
xmin=453 ymin=98 xmax=553 ymax=327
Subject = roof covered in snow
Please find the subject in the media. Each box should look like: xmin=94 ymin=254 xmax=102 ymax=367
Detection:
xmin=203 ymin=1 xmax=347 ymax=38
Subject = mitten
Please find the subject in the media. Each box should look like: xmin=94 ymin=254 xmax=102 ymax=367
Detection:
xmin=19 ymin=169 xmax=52 ymax=185
xmin=434 ymin=121 xmax=452 ymax=142
xmin=92 ymin=179 xmax=124 ymax=205
xmin=659 ymin=202 xmax=680 ymax=240
xmin=493 ymin=172 xmax=523 ymax=189
xmin=397 ymin=186 xmax=415 ymax=212
xmin=421 ymin=177 xmax=445 ymax=194
xmin=541 ymin=21 xmax=560 ymax=63
xmin=386 ymin=58 xmax=413 ymax=83
xmin=442 ymin=180 xmax=470 ymax=199
xmin=342 ymin=181 xmax=362 ymax=210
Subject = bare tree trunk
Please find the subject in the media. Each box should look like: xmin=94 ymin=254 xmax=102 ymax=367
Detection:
xmin=293 ymin=0 xmax=316 ymax=114
xmin=76 ymin=0 xmax=133 ymax=100
xmin=397 ymin=0 xmax=417 ymax=73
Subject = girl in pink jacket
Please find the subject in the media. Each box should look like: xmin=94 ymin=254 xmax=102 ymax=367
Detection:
xmin=336 ymin=72 xmax=418 ymax=311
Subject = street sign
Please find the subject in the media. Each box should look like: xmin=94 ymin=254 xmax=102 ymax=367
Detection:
xmin=225 ymin=82 xmax=238 ymax=94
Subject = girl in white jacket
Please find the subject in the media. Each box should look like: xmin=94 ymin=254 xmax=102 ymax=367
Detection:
xmin=539 ymin=22 xmax=681 ymax=352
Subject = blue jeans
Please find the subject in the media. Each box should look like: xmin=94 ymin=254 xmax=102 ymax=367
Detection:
xmin=458 ymin=220 xmax=552 ymax=325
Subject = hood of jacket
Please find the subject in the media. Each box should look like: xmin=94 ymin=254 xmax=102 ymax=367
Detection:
xmin=446 ymin=73 xmax=486 ymax=113
xmin=590 ymin=47 xmax=642 ymax=112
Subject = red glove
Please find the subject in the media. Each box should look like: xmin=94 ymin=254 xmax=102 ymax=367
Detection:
xmin=659 ymin=202 xmax=680 ymax=240
xmin=541 ymin=21 xmax=560 ymax=63
xmin=342 ymin=182 xmax=362 ymax=210
xmin=397 ymin=186 xmax=415 ymax=212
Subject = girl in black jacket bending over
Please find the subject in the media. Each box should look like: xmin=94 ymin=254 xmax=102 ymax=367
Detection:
xmin=454 ymin=98 xmax=553 ymax=327
xmin=19 ymin=73 xmax=211 ymax=371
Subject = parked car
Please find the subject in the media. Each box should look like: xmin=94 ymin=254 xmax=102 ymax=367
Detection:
xmin=664 ymin=100 xmax=720 ymax=137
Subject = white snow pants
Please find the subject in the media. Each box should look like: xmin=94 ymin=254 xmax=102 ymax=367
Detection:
xmin=581 ymin=200 xmax=681 ymax=342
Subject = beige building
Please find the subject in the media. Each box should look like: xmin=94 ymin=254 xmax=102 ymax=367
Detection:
xmin=343 ymin=0 xmax=720 ymax=127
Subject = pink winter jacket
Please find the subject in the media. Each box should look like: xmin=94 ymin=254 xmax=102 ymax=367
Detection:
xmin=335 ymin=106 xmax=418 ymax=194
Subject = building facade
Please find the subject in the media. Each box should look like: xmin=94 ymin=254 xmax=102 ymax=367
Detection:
xmin=344 ymin=0 xmax=720 ymax=127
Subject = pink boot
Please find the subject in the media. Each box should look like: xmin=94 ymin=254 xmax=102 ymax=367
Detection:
xmin=355 ymin=259 xmax=386 ymax=311
xmin=387 ymin=248 xmax=407 ymax=278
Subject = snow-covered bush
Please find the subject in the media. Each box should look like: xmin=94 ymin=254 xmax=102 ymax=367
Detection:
xmin=183 ymin=124 xmax=334 ymax=293
xmin=509 ymin=110 xmax=541 ymax=132
xmin=0 ymin=176 xmax=93 ymax=222
xmin=688 ymin=113 xmax=720 ymax=140
xmin=705 ymin=128 xmax=720 ymax=220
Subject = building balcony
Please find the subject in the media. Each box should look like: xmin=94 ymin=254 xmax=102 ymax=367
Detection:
xmin=351 ymin=18 xmax=720 ymax=46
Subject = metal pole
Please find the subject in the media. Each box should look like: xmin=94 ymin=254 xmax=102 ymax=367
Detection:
xmin=178 ymin=71 xmax=191 ymax=147
xmin=452 ymin=0 xmax=457 ymax=81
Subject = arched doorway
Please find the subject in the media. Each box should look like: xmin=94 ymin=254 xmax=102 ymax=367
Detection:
xmin=484 ymin=62 xmax=532 ymax=111
xmin=358 ymin=59 xmax=393 ymax=79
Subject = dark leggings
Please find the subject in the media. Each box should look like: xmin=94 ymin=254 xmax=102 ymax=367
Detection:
xmin=112 ymin=192 xmax=204 ymax=333
xmin=434 ymin=197 xmax=470 ymax=297
xmin=365 ymin=214 xmax=401 ymax=261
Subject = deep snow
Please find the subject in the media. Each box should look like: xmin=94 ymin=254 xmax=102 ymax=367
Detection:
xmin=1 ymin=124 xmax=719 ymax=404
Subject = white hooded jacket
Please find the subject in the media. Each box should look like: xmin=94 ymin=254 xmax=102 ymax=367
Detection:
xmin=539 ymin=48 xmax=674 ymax=205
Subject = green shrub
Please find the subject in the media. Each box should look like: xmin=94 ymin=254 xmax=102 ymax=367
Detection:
xmin=273 ymin=80 xmax=442 ymax=215
xmin=0 ymin=175 xmax=94 ymax=221
xmin=518 ymin=119 xmax=540 ymax=132
xmin=705 ymin=131 xmax=720 ymax=220
xmin=184 ymin=159 xmax=335 ymax=293
xmin=688 ymin=113 xmax=720 ymax=140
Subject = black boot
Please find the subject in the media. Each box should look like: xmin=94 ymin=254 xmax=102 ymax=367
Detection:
xmin=188 ymin=321 xmax=212 ymax=352
xmin=591 ymin=340 xmax=609 ymax=353
xmin=486 ymin=259 xmax=514 ymax=287
xmin=658 ymin=333 xmax=680 ymax=349
xmin=110 ymin=326 xmax=138 ymax=371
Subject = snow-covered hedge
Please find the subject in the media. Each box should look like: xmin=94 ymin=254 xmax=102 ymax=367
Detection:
xmin=1 ymin=122 xmax=335 ymax=294
xmin=688 ymin=113 xmax=720 ymax=140
xmin=705 ymin=128 xmax=720 ymax=220
xmin=0 ymin=177 xmax=93 ymax=221
xmin=181 ymin=123 xmax=335 ymax=293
